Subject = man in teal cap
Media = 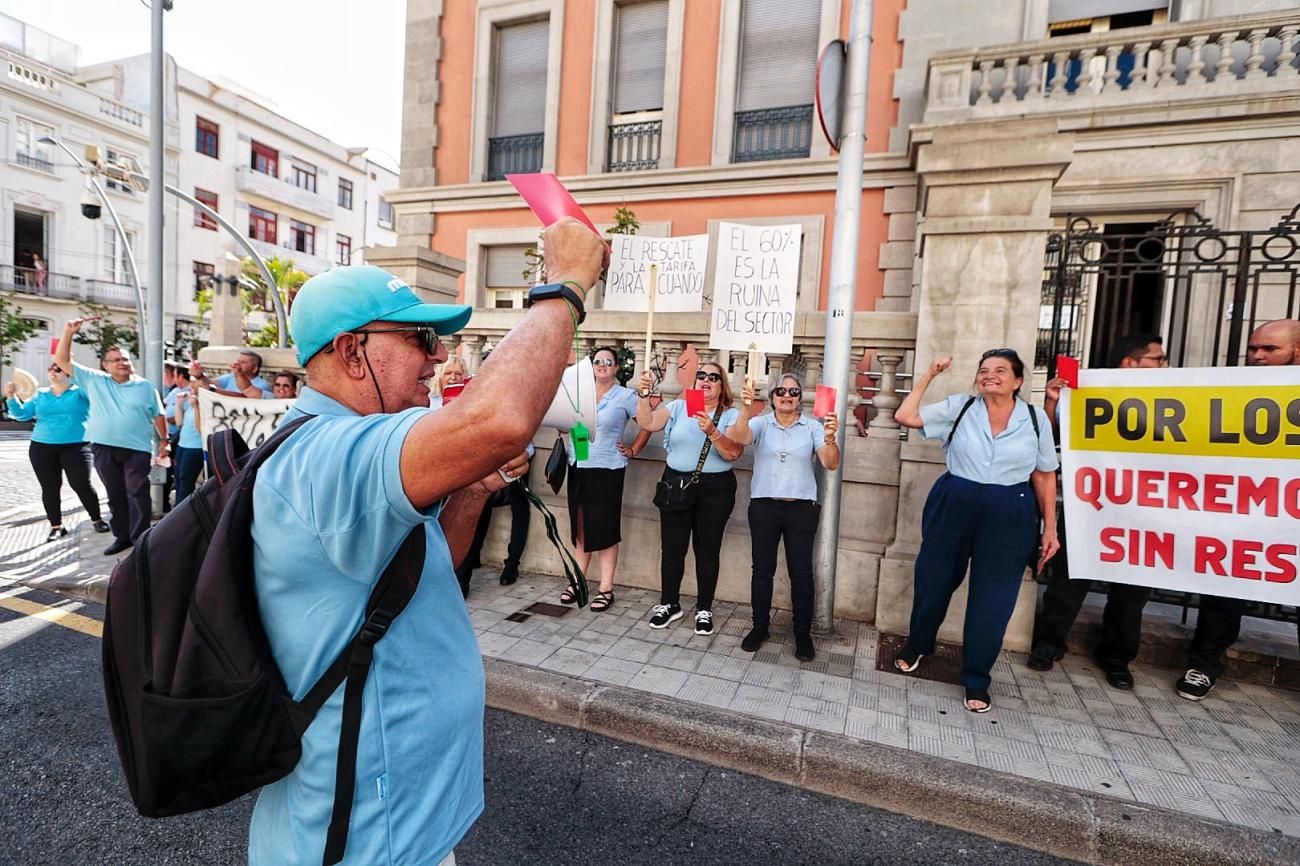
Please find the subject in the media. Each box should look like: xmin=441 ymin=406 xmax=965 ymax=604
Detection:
xmin=246 ymin=218 xmax=605 ymax=866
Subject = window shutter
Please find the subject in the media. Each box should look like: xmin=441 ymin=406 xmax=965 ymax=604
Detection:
xmin=485 ymin=245 xmax=533 ymax=288
xmin=493 ymin=19 xmax=549 ymax=137
xmin=737 ymin=0 xmax=821 ymax=112
xmin=1048 ymin=0 xmax=1166 ymax=23
xmin=613 ymin=1 xmax=669 ymax=114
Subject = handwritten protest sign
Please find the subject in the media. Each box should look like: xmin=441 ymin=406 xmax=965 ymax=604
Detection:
xmin=709 ymin=222 xmax=801 ymax=354
xmin=196 ymin=388 xmax=296 ymax=449
xmin=604 ymin=234 xmax=708 ymax=312
xmin=1060 ymin=366 xmax=1300 ymax=604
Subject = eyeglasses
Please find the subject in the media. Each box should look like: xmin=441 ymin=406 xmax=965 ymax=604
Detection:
xmin=981 ymin=348 xmax=1019 ymax=360
xmin=592 ymin=358 xmax=617 ymax=367
xmin=104 ymin=356 xmax=130 ymax=364
xmin=350 ymin=325 xmax=441 ymax=355
xmin=771 ymin=387 xmax=801 ymax=398
xmin=695 ymin=371 xmax=722 ymax=383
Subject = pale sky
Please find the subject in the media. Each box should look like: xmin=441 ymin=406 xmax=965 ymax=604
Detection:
xmin=1 ymin=0 xmax=407 ymax=169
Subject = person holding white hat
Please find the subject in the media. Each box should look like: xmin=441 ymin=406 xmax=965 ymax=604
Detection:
xmin=5 ymin=364 xmax=109 ymax=541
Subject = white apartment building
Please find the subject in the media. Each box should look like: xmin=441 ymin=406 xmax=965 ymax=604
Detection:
xmin=0 ymin=14 xmax=397 ymax=391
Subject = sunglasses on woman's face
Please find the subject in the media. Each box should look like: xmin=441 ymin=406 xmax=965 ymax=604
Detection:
xmin=695 ymin=371 xmax=722 ymax=383
xmin=593 ymin=358 xmax=617 ymax=367
xmin=771 ymin=387 xmax=801 ymax=398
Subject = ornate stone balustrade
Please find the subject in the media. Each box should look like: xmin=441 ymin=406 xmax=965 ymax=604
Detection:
xmin=925 ymin=10 xmax=1299 ymax=123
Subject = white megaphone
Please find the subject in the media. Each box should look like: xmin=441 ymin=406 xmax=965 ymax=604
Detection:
xmin=542 ymin=357 xmax=598 ymax=442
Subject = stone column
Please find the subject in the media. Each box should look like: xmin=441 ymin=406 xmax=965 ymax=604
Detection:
xmin=876 ymin=118 xmax=1074 ymax=652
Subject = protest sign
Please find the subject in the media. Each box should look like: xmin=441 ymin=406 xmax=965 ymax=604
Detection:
xmin=1060 ymin=366 xmax=1300 ymax=604
xmin=604 ymin=234 xmax=708 ymax=312
xmin=196 ymin=388 xmax=296 ymax=449
xmin=709 ymin=222 xmax=801 ymax=354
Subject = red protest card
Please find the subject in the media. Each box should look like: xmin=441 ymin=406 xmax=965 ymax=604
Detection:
xmin=442 ymin=382 xmax=467 ymax=403
xmin=49 ymin=337 xmax=59 ymax=354
xmin=506 ymin=172 xmax=600 ymax=235
xmin=814 ymin=384 xmax=836 ymax=418
xmin=684 ymin=389 xmax=706 ymax=417
xmin=1056 ymin=355 xmax=1080 ymax=389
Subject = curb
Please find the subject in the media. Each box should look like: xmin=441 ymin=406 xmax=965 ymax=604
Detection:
xmin=485 ymin=657 xmax=1300 ymax=866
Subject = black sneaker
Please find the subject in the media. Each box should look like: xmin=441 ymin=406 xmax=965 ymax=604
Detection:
xmin=103 ymin=539 xmax=133 ymax=556
xmin=741 ymin=626 xmax=769 ymax=652
xmin=92 ymin=520 xmax=111 ymax=533
xmin=1176 ymin=669 xmax=1215 ymax=701
xmin=694 ymin=610 xmax=714 ymax=636
xmin=648 ymin=603 xmax=683 ymax=629
xmin=46 ymin=526 xmax=68 ymax=542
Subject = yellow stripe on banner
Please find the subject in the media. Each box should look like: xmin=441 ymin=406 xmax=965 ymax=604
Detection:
xmin=1069 ymin=385 xmax=1300 ymax=459
xmin=0 ymin=596 xmax=103 ymax=638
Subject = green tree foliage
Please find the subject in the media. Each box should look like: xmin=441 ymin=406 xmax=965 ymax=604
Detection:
xmin=71 ymin=302 xmax=139 ymax=358
xmin=241 ymin=256 xmax=306 ymax=348
xmin=0 ymin=292 xmax=40 ymax=368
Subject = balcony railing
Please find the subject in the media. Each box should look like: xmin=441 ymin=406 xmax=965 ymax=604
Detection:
xmin=0 ymin=266 xmax=139 ymax=307
xmin=234 ymin=166 xmax=335 ymax=221
xmin=486 ymin=133 xmax=543 ymax=181
xmin=606 ymin=114 xmax=662 ymax=172
xmin=15 ymin=151 xmax=54 ymax=173
xmin=925 ymin=10 xmax=1300 ymax=122
xmin=732 ymin=105 xmax=814 ymax=163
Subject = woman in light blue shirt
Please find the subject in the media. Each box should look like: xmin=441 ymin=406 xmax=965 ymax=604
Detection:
xmin=893 ymin=349 xmax=1060 ymax=713
xmin=636 ymin=361 xmax=747 ymax=635
xmin=173 ymin=369 xmax=206 ymax=502
xmin=730 ymin=374 xmax=840 ymax=663
xmin=5 ymin=364 xmax=108 ymax=541
xmin=558 ymin=347 xmax=649 ymax=613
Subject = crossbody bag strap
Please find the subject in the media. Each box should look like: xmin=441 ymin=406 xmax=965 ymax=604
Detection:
xmin=688 ymin=404 xmax=726 ymax=484
xmin=945 ymin=396 xmax=979 ymax=448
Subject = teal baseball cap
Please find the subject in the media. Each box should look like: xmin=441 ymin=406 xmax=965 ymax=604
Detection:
xmin=290 ymin=266 xmax=473 ymax=365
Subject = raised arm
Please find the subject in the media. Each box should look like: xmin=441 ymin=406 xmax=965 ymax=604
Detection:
xmin=894 ymin=355 xmax=951 ymax=429
xmin=54 ymin=318 xmax=89 ymax=375
xmin=726 ymin=378 xmax=758 ymax=445
xmin=635 ymin=370 xmax=671 ymax=432
xmin=816 ymin=414 xmax=840 ymax=470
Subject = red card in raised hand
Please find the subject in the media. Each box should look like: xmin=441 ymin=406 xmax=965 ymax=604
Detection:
xmin=814 ymin=385 xmax=837 ymax=418
xmin=506 ymin=172 xmax=600 ymax=235
xmin=684 ymin=389 xmax=706 ymax=417
xmin=49 ymin=337 xmax=59 ymax=354
xmin=1056 ymin=355 xmax=1080 ymax=389
xmin=442 ymin=382 xmax=467 ymax=404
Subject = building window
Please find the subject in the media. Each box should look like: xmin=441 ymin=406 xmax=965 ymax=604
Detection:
xmin=290 ymin=161 xmax=317 ymax=193
xmin=193 ymin=188 xmax=218 ymax=230
xmin=251 ymin=140 xmax=279 ymax=177
xmin=193 ymin=261 xmax=214 ymax=299
xmin=732 ymin=0 xmax=819 ymax=163
xmin=103 ymin=229 xmax=137 ymax=283
xmin=104 ymin=148 xmax=137 ymax=195
xmin=484 ymin=244 xmax=531 ymax=309
xmin=195 ymin=116 xmax=219 ymax=158
xmin=336 ymin=234 xmax=352 ymax=265
xmin=607 ymin=0 xmax=668 ymax=172
xmin=289 ymin=219 xmax=316 ymax=256
xmin=15 ymin=118 xmax=55 ymax=172
xmin=337 ymin=178 xmax=354 ymax=210
xmin=487 ymin=18 xmax=548 ymax=181
xmin=377 ymin=197 xmax=394 ymax=229
xmin=249 ymin=206 xmax=278 ymax=244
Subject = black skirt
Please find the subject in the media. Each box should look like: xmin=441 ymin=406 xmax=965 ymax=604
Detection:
xmin=566 ymin=466 xmax=627 ymax=552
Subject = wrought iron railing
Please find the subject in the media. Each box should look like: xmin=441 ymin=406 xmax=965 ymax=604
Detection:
xmin=606 ymin=118 xmax=661 ymax=172
xmin=732 ymin=104 xmax=814 ymax=163
xmin=486 ymin=133 xmax=544 ymax=181
xmin=15 ymin=152 xmax=54 ymax=172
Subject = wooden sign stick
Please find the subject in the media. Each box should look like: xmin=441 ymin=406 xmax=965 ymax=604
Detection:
xmin=645 ymin=263 xmax=657 ymax=378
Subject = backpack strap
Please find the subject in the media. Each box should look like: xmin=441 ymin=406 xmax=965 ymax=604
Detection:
xmin=289 ymin=526 xmax=426 ymax=866
xmin=944 ymin=396 xmax=979 ymax=448
xmin=208 ymin=415 xmax=315 ymax=484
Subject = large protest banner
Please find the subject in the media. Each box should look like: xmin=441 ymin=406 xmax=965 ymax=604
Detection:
xmin=196 ymin=388 xmax=296 ymax=449
xmin=604 ymin=234 xmax=708 ymax=312
xmin=709 ymin=222 xmax=801 ymax=354
xmin=1060 ymin=366 xmax=1300 ymax=604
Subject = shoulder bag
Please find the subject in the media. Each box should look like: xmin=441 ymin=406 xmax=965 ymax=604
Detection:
xmin=653 ymin=405 xmax=724 ymax=513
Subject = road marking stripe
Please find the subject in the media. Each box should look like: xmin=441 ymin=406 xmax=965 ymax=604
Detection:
xmin=0 ymin=596 xmax=102 ymax=638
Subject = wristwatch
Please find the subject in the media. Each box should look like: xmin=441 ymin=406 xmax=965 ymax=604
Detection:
xmin=528 ymin=282 xmax=587 ymax=324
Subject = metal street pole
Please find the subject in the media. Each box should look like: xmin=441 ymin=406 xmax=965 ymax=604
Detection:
xmin=811 ymin=0 xmax=873 ymax=633
xmin=38 ymin=137 xmax=148 ymax=357
xmin=146 ymin=0 xmax=166 ymax=388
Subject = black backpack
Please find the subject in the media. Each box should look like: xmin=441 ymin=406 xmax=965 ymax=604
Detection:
xmin=101 ymin=416 xmax=424 ymax=866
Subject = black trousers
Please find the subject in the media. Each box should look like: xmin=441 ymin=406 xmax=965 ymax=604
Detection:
xmin=29 ymin=441 xmax=102 ymax=526
xmin=659 ymin=470 xmax=736 ymax=611
xmin=91 ymin=444 xmax=152 ymax=544
xmin=456 ymin=481 xmax=530 ymax=596
xmin=747 ymin=498 xmax=819 ymax=636
xmin=1186 ymin=594 xmax=1248 ymax=680
xmin=1032 ymin=572 xmax=1151 ymax=668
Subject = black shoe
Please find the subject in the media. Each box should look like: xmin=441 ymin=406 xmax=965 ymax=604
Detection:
xmin=46 ymin=526 xmax=68 ymax=542
xmin=648 ymin=603 xmax=683 ymax=629
xmin=499 ymin=565 xmax=519 ymax=586
xmin=1027 ymin=646 xmax=1062 ymax=672
xmin=92 ymin=520 xmax=111 ymax=534
xmin=693 ymin=610 xmax=714 ymax=636
xmin=1093 ymin=654 xmax=1135 ymax=690
xmin=741 ymin=626 xmax=769 ymax=652
xmin=794 ymin=633 xmax=816 ymax=663
xmin=1176 ymin=669 xmax=1215 ymax=701
xmin=103 ymin=539 xmax=133 ymax=556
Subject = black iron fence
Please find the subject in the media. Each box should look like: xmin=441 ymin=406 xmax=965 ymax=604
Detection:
xmin=607 ymin=119 xmax=661 ymax=172
xmin=732 ymin=104 xmax=813 ymax=163
xmin=486 ymin=133 xmax=544 ymax=181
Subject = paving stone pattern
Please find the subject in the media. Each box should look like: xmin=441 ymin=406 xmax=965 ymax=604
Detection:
xmin=465 ymin=570 xmax=1300 ymax=837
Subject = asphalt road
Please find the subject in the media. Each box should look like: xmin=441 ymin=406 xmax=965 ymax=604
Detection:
xmin=0 ymin=589 xmax=1078 ymax=866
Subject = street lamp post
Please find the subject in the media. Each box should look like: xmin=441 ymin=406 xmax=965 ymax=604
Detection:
xmin=38 ymin=136 xmax=150 ymax=376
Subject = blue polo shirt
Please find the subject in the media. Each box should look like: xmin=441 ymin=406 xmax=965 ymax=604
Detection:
xmin=6 ymin=387 xmax=90 ymax=445
xmin=664 ymin=399 xmax=740 ymax=474
xmin=749 ymin=413 xmax=826 ymax=501
xmin=567 ymin=384 xmax=638 ymax=469
xmin=248 ymin=387 xmax=484 ymax=866
xmin=920 ymin=394 xmax=1057 ymax=485
xmin=216 ymin=371 xmax=273 ymax=398
xmin=162 ymin=386 xmax=180 ymax=435
xmin=71 ymin=362 xmax=163 ymax=454
xmin=176 ymin=391 xmax=203 ymax=450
